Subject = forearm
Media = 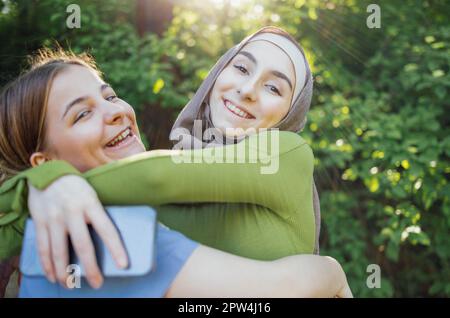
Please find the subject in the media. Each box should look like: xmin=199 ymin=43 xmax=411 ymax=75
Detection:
xmin=84 ymin=136 xmax=311 ymax=213
xmin=166 ymin=245 xmax=287 ymax=298
xmin=167 ymin=246 xmax=350 ymax=298
xmin=0 ymin=161 xmax=81 ymax=260
xmin=0 ymin=131 xmax=312 ymax=245
xmin=0 ymin=160 xmax=81 ymax=224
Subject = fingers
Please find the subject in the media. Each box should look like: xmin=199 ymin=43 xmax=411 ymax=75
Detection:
xmin=34 ymin=222 xmax=56 ymax=283
xmin=48 ymin=216 xmax=69 ymax=287
xmin=67 ymin=215 xmax=103 ymax=289
xmin=27 ymin=176 xmax=111 ymax=289
xmin=87 ymin=201 xmax=128 ymax=269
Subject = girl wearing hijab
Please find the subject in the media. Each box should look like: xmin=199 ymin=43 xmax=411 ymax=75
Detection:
xmin=0 ymin=27 xmax=330 ymax=296
xmin=167 ymin=26 xmax=320 ymax=254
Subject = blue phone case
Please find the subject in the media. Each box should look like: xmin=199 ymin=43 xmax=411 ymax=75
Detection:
xmin=20 ymin=206 xmax=157 ymax=277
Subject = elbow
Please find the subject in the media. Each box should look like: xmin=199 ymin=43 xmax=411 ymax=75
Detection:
xmin=277 ymin=255 xmax=343 ymax=298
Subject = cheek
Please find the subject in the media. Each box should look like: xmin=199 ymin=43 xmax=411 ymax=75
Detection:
xmin=210 ymin=71 xmax=237 ymax=116
xmin=258 ymin=98 xmax=291 ymax=125
xmin=47 ymin=120 xmax=104 ymax=160
xmin=71 ymin=128 xmax=103 ymax=147
xmin=54 ymin=131 xmax=105 ymax=172
xmin=213 ymin=70 xmax=236 ymax=94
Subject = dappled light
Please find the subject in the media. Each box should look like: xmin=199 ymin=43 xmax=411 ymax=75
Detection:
xmin=0 ymin=0 xmax=448 ymax=298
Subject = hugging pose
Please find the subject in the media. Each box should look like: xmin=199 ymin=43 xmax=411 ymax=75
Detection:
xmin=0 ymin=27 xmax=351 ymax=297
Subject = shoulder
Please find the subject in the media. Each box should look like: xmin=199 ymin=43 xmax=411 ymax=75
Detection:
xmin=246 ymin=130 xmax=314 ymax=174
xmin=281 ymin=132 xmax=314 ymax=172
xmin=278 ymin=131 xmax=310 ymax=152
xmin=248 ymin=130 xmax=312 ymax=156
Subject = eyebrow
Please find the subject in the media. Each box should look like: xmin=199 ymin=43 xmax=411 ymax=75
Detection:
xmin=237 ymin=51 xmax=257 ymax=64
xmin=62 ymin=83 xmax=111 ymax=119
xmin=237 ymin=51 xmax=293 ymax=91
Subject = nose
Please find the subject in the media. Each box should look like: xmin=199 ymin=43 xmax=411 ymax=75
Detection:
xmin=103 ymin=101 xmax=127 ymax=125
xmin=237 ymin=77 xmax=258 ymax=102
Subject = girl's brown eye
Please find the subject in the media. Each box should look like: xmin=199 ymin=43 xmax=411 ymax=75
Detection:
xmin=106 ymin=95 xmax=118 ymax=102
xmin=233 ymin=64 xmax=248 ymax=74
xmin=266 ymin=85 xmax=281 ymax=96
xmin=74 ymin=110 xmax=91 ymax=123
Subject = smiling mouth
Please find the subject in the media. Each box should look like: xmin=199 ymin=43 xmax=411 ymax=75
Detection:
xmin=106 ymin=127 xmax=134 ymax=148
xmin=223 ymin=99 xmax=255 ymax=119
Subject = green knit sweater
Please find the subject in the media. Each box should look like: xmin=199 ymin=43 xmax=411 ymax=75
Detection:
xmin=0 ymin=131 xmax=315 ymax=261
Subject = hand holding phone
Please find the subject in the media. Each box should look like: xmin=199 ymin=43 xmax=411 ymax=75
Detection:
xmin=20 ymin=206 xmax=157 ymax=279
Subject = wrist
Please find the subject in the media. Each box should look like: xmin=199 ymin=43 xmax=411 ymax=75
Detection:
xmin=24 ymin=160 xmax=81 ymax=190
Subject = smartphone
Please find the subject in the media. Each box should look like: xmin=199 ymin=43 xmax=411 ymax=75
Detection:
xmin=20 ymin=205 xmax=157 ymax=278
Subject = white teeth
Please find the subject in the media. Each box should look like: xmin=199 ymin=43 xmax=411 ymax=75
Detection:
xmin=225 ymin=100 xmax=251 ymax=118
xmin=107 ymin=128 xmax=131 ymax=147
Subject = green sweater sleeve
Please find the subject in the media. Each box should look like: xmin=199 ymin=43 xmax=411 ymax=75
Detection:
xmin=0 ymin=161 xmax=81 ymax=260
xmin=84 ymin=131 xmax=312 ymax=215
xmin=0 ymin=131 xmax=313 ymax=260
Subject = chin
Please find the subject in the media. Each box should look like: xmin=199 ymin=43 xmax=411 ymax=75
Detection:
xmin=124 ymin=145 xmax=146 ymax=157
xmin=110 ymin=145 xmax=146 ymax=161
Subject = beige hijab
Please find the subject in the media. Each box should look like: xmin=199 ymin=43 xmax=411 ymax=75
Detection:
xmin=170 ymin=26 xmax=321 ymax=254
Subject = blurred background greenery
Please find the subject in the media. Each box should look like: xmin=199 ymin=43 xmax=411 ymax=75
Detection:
xmin=0 ymin=0 xmax=449 ymax=297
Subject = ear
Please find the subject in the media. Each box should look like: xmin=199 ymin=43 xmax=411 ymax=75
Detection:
xmin=29 ymin=152 xmax=50 ymax=168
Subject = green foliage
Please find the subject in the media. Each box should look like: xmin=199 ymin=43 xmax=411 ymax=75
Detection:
xmin=0 ymin=0 xmax=448 ymax=296
xmin=299 ymin=0 xmax=450 ymax=297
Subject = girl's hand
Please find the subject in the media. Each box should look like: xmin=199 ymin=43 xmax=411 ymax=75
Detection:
xmin=27 ymin=175 xmax=128 ymax=289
